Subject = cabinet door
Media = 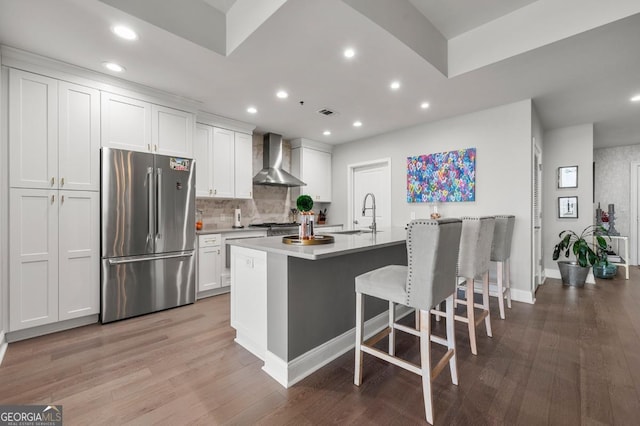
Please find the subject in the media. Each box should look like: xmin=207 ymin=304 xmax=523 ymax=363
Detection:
xmin=59 ymin=82 xmax=100 ymax=191
xmin=152 ymin=104 xmax=193 ymax=157
xmin=302 ymin=148 xmax=332 ymax=202
xmin=234 ymin=132 xmax=253 ymax=199
xmin=100 ymin=92 xmax=151 ymax=152
xmin=9 ymin=69 xmax=58 ymax=189
xmin=194 ymin=123 xmax=213 ymax=197
xmin=9 ymin=189 xmax=59 ymax=331
xmin=198 ymin=246 xmax=221 ymax=293
xmin=212 ymin=127 xmax=235 ymax=198
xmin=58 ymin=191 xmax=100 ymax=320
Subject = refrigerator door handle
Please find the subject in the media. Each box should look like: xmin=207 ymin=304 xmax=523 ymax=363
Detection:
xmin=156 ymin=167 xmax=163 ymax=241
xmin=107 ymin=252 xmax=194 ymax=265
xmin=147 ymin=167 xmax=154 ymax=248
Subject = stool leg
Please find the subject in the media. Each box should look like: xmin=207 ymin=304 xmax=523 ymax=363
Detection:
xmin=354 ymin=292 xmax=364 ymax=386
xmin=419 ymin=309 xmax=434 ymax=425
xmin=389 ymin=301 xmax=395 ymax=356
xmin=445 ymin=294 xmax=458 ymax=385
xmin=482 ymin=271 xmax=492 ymax=338
xmin=497 ymin=261 xmax=505 ymax=320
xmin=506 ymin=258 xmax=512 ymax=309
xmin=466 ymin=278 xmax=477 ymax=355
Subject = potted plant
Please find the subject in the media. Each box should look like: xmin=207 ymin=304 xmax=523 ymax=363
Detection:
xmin=552 ymin=225 xmax=608 ymax=286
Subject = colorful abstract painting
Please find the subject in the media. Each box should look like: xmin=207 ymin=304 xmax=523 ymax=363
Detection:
xmin=407 ymin=148 xmax=476 ymax=203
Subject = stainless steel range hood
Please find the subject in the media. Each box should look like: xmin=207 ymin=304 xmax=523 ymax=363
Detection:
xmin=253 ymin=133 xmax=306 ymax=187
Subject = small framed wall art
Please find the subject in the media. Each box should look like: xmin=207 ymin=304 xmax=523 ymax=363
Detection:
xmin=558 ymin=165 xmax=578 ymax=188
xmin=558 ymin=196 xmax=578 ymax=218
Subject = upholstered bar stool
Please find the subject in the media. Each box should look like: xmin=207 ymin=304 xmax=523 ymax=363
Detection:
xmin=354 ymin=218 xmax=462 ymax=425
xmin=491 ymin=215 xmax=515 ymax=319
xmin=455 ymin=216 xmax=495 ymax=356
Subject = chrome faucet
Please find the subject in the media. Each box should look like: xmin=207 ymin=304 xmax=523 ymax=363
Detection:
xmin=362 ymin=192 xmax=377 ymax=233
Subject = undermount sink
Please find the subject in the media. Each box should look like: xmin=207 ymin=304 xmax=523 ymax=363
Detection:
xmin=328 ymin=229 xmax=382 ymax=235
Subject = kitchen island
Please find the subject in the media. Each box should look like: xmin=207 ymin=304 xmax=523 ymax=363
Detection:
xmin=229 ymin=228 xmax=408 ymax=387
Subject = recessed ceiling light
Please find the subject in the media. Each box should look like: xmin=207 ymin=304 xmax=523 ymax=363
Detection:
xmin=323 ymin=130 xmax=331 ymax=136
xmin=631 ymin=94 xmax=640 ymax=102
xmin=390 ymin=81 xmax=400 ymax=90
xmin=353 ymin=121 xmax=362 ymax=127
xmin=112 ymin=25 xmax=138 ymax=41
xmin=420 ymin=102 xmax=430 ymax=109
xmin=276 ymin=90 xmax=288 ymax=99
xmin=102 ymin=62 xmax=125 ymax=72
xmin=344 ymin=48 xmax=355 ymax=58
xmin=247 ymin=106 xmax=257 ymax=114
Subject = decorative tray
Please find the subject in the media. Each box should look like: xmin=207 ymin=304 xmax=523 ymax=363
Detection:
xmin=282 ymin=234 xmax=335 ymax=245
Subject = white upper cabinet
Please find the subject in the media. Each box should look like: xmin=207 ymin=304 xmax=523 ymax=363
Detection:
xmin=101 ymin=92 xmax=194 ymax=158
xmin=58 ymin=81 xmax=100 ymax=191
xmin=195 ymin=124 xmax=254 ymax=199
xmin=9 ymin=68 xmax=58 ymax=189
xmin=101 ymin=92 xmax=152 ymax=153
xmin=212 ymin=127 xmax=235 ymax=198
xmin=234 ymin=132 xmax=253 ymax=199
xmin=9 ymin=69 xmax=100 ymax=191
xmin=291 ymin=139 xmax=332 ymax=203
xmin=152 ymin=104 xmax=193 ymax=157
xmin=194 ymin=123 xmax=214 ymax=197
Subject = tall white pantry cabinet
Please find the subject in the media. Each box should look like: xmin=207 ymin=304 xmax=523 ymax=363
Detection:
xmin=8 ymin=68 xmax=100 ymax=331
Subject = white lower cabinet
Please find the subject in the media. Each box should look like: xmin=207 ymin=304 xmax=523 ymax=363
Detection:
xmin=9 ymin=189 xmax=99 ymax=331
xmin=197 ymin=234 xmax=222 ymax=296
xmin=230 ymin=246 xmax=267 ymax=359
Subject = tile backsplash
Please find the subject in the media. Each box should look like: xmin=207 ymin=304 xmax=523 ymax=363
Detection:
xmin=196 ymin=134 xmax=295 ymax=228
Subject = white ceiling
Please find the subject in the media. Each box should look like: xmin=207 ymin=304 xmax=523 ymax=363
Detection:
xmin=0 ymin=0 xmax=639 ymax=149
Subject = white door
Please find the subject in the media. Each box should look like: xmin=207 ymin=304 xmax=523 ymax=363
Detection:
xmin=58 ymin=191 xmax=100 ymax=320
xmin=152 ymin=104 xmax=193 ymax=157
xmin=533 ymin=146 xmax=543 ymax=292
xmin=9 ymin=188 xmax=59 ymax=331
xmin=58 ymin=81 xmax=100 ymax=191
xmin=212 ymin=127 xmax=235 ymax=198
xmin=234 ymin=132 xmax=253 ymax=199
xmin=9 ymin=68 xmax=58 ymax=189
xmin=100 ymin=92 xmax=151 ymax=153
xmin=350 ymin=159 xmax=391 ymax=230
xmin=631 ymin=162 xmax=640 ymax=264
xmin=194 ymin=123 xmax=214 ymax=197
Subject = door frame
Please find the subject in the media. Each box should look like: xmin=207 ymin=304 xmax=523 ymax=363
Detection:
xmin=532 ymin=143 xmax=543 ymax=295
xmin=630 ymin=161 xmax=640 ymax=265
xmin=347 ymin=158 xmax=392 ymax=230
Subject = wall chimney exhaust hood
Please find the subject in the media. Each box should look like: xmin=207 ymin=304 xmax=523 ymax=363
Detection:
xmin=253 ymin=133 xmax=306 ymax=187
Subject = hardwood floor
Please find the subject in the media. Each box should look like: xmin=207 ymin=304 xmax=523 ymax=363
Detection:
xmin=2 ymin=269 xmax=640 ymax=425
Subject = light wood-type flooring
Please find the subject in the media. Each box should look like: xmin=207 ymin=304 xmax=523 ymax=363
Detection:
xmin=1 ymin=268 xmax=640 ymax=425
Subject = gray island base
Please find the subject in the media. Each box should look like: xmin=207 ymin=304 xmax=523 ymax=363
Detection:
xmin=229 ymin=228 xmax=409 ymax=387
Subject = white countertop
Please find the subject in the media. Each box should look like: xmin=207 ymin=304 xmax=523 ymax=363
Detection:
xmin=229 ymin=227 xmax=407 ymax=260
xmin=197 ymin=223 xmax=343 ymax=236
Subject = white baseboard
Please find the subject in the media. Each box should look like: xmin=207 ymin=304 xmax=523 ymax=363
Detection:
xmin=262 ymin=305 xmax=413 ymax=388
xmin=545 ymin=268 xmax=595 ymax=284
xmin=234 ymin=334 xmax=265 ymax=361
xmin=0 ymin=330 xmax=7 ymax=366
xmin=471 ymin=281 xmax=535 ymax=305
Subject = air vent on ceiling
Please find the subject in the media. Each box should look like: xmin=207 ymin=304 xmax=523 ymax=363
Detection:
xmin=317 ymin=107 xmax=339 ymax=116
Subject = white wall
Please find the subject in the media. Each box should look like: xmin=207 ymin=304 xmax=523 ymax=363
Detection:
xmin=594 ymin=144 xmax=640 ymax=250
xmin=332 ymin=99 xmax=535 ymax=302
xmin=542 ymin=124 xmax=594 ymax=275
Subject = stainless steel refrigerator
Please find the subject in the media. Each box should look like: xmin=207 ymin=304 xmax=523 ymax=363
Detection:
xmin=101 ymin=148 xmax=196 ymax=323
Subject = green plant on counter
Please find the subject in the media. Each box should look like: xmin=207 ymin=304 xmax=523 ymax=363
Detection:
xmin=296 ymin=195 xmax=314 ymax=212
xmin=552 ymin=224 xmax=608 ymax=267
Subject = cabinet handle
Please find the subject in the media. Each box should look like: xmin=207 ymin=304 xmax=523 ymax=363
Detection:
xmin=249 ymin=191 xmax=252 ymax=197
xmin=148 ymin=144 xmax=151 ymax=151
xmin=51 ymin=177 xmax=55 ymax=186
xmin=61 ymin=195 xmax=65 ymax=204
xmin=51 ymin=194 xmax=55 ymax=203
xmin=61 ymin=177 xmax=65 ymax=187
xmin=217 ymin=250 xmax=220 ymax=255
xmin=209 ymin=189 xmax=213 ymax=195
xmin=154 ymin=144 xmax=158 ymax=151
xmin=214 ymin=189 xmax=217 ymax=195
